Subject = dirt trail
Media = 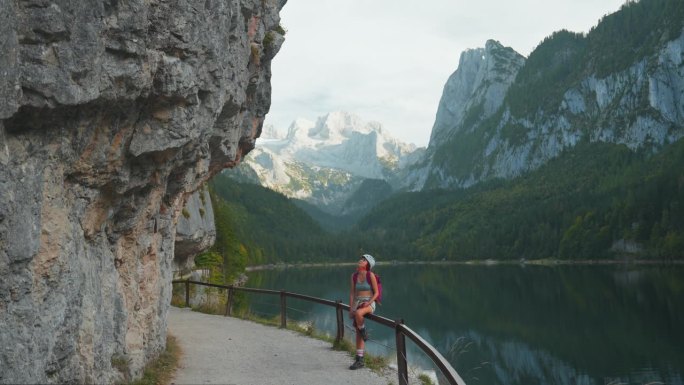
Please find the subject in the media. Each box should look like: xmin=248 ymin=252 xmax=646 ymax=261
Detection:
xmin=168 ymin=307 xmax=397 ymax=385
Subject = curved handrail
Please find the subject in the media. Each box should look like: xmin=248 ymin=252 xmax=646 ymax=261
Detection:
xmin=172 ymin=279 xmax=466 ymax=385
xmin=399 ymin=323 xmax=466 ymax=385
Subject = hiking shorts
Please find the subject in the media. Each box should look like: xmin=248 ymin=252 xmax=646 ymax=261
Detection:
xmin=352 ymin=296 xmax=376 ymax=313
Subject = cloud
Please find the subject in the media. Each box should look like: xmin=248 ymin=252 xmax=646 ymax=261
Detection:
xmin=265 ymin=0 xmax=626 ymax=147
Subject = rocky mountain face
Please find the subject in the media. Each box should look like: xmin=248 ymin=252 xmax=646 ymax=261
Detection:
xmin=174 ymin=189 xmax=215 ymax=271
xmin=429 ymin=40 xmax=526 ymax=148
xmin=0 ymin=0 xmax=285 ymax=383
xmin=400 ymin=40 xmax=525 ymax=190
xmin=238 ymin=111 xmax=420 ymax=213
xmin=408 ymin=11 xmax=684 ymax=190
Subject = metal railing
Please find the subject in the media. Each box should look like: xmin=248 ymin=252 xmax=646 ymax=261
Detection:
xmin=173 ymin=279 xmax=466 ymax=385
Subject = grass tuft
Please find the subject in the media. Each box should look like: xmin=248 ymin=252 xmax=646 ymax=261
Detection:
xmin=128 ymin=334 xmax=182 ymax=385
xmin=332 ymin=337 xmax=354 ymax=352
xmin=418 ymin=373 xmax=435 ymax=385
xmin=364 ymin=353 xmax=390 ymax=372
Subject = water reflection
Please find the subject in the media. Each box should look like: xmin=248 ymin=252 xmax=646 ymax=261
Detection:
xmin=246 ymin=264 xmax=684 ymax=385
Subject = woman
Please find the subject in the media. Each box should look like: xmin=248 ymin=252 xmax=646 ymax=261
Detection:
xmin=348 ymin=254 xmax=379 ymax=370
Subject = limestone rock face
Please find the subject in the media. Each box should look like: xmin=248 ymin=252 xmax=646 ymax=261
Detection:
xmin=0 ymin=0 xmax=285 ymax=383
xmin=429 ymin=40 xmax=526 ymax=147
xmin=400 ymin=40 xmax=524 ymax=191
xmin=175 ymin=189 xmax=215 ymax=272
xmin=408 ymin=30 xmax=684 ymax=191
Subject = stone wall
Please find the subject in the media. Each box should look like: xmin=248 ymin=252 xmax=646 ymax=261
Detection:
xmin=0 ymin=0 xmax=285 ymax=382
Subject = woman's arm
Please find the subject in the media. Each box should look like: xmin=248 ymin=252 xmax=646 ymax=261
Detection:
xmin=349 ymin=274 xmax=355 ymax=308
xmin=369 ymin=273 xmax=379 ymax=303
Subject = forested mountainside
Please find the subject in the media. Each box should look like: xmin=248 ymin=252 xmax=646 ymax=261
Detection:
xmin=358 ymin=139 xmax=684 ymax=261
xmin=406 ymin=0 xmax=684 ymax=191
xmin=208 ymin=174 xmax=371 ymax=264
xmin=208 ymin=135 xmax=684 ymax=263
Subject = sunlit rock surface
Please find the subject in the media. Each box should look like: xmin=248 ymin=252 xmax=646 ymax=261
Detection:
xmin=0 ymin=0 xmax=285 ymax=382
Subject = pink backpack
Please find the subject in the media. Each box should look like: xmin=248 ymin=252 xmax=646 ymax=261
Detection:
xmin=353 ymin=271 xmax=383 ymax=305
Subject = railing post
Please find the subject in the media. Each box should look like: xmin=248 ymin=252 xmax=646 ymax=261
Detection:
xmin=395 ymin=319 xmax=408 ymax=385
xmin=335 ymin=300 xmax=344 ymax=345
xmin=185 ymin=280 xmax=190 ymax=308
xmin=280 ymin=290 xmax=287 ymax=328
xmin=225 ymin=286 xmax=234 ymax=316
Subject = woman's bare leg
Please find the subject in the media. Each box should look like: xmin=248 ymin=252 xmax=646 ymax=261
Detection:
xmin=354 ymin=305 xmax=373 ymax=329
xmin=351 ymin=307 xmax=373 ymax=369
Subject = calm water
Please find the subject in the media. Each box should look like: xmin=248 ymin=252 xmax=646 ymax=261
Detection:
xmin=244 ymin=264 xmax=684 ymax=385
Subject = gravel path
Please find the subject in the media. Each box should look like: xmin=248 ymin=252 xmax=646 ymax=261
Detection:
xmin=168 ymin=307 xmax=397 ymax=385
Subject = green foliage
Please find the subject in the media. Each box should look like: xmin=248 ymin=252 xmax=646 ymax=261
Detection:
xmin=211 ymin=141 xmax=683 ymax=264
xmin=332 ymin=336 xmax=354 ymax=352
xmin=181 ymin=208 xmax=190 ymax=219
xmin=209 ymin=191 xmax=248 ymax=282
xmin=210 ymin=174 xmax=362 ymax=263
xmin=275 ymin=23 xmax=287 ymax=36
xmin=358 ymin=139 xmax=684 ymax=261
xmin=111 ymin=355 xmax=129 ymax=382
xmin=291 ymin=199 xmax=359 ymax=233
xmin=506 ymin=0 xmax=684 ymax=116
xmin=194 ymin=251 xmax=225 ymax=283
xmin=588 ymin=0 xmax=684 ymax=77
xmin=341 ymin=179 xmax=393 ymax=218
xmin=558 ymin=212 xmax=612 ymax=259
xmin=127 ymin=335 xmax=181 ymax=385
xmin=428 ymin=127 xmax=489 ymax=184
xmin=506 ymin=29 xmax=587 ymax=116
xmin=263 ymin=32 xmax=276 ymax=49
xmin=418 ymin=374 xmax=435 ymax=385
xmin=423 ymin=0 xmax=684 ymax=192
xmin=263 ymin=23 xmax=286 ymax=50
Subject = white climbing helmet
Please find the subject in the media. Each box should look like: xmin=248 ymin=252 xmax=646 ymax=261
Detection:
xmin=362 ymin=254 xmax=375 ymax=269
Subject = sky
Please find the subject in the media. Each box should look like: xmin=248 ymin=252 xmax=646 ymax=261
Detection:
xmin=264 ymin=0 xmax=627 ymax=147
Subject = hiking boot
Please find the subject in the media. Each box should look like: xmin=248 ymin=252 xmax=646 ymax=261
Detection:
xmin=349 ymin=355 xmax=364 ymax=370
xmin=358 ymin=327 xmax=369 ymax=341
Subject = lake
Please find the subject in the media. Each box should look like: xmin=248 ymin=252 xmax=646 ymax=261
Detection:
xmin=243 ymin=264 xmax=684 ymax=385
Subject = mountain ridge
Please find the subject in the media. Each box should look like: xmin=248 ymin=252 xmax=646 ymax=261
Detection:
xmin=233 ymin=111 xmax=422 ymax=214
xmin=414 ymin=0 xmax=684 ymax=190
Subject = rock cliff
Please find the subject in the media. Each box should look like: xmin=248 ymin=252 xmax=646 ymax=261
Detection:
xmin=399 ymin=40 xmax=524 ymax=190
xmin=428 ymin=40 xmax=526 ymax=148
xmin=174 ymin=189 xmax=215 ymax=272
xmin=398 ymin=0 xmax=684 ymax=192
xmin=0 ymin=0 xmax=285 ymax=383
xmin=412 ymin=27 xmax=684 ymax=190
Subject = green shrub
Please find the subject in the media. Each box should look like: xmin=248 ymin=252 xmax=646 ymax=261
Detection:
xmin=418 ymin=374 xmax=435 ymax=385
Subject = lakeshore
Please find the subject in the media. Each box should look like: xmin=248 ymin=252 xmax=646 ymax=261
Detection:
xmin=245 ymin=258 xmax=684 ymax=271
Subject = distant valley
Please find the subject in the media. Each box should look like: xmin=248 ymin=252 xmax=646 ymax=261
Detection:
xmin=215 ymin=0 xmax=684 ymax=262
xmin=226 ymin=111 xmax=423 ymax=226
